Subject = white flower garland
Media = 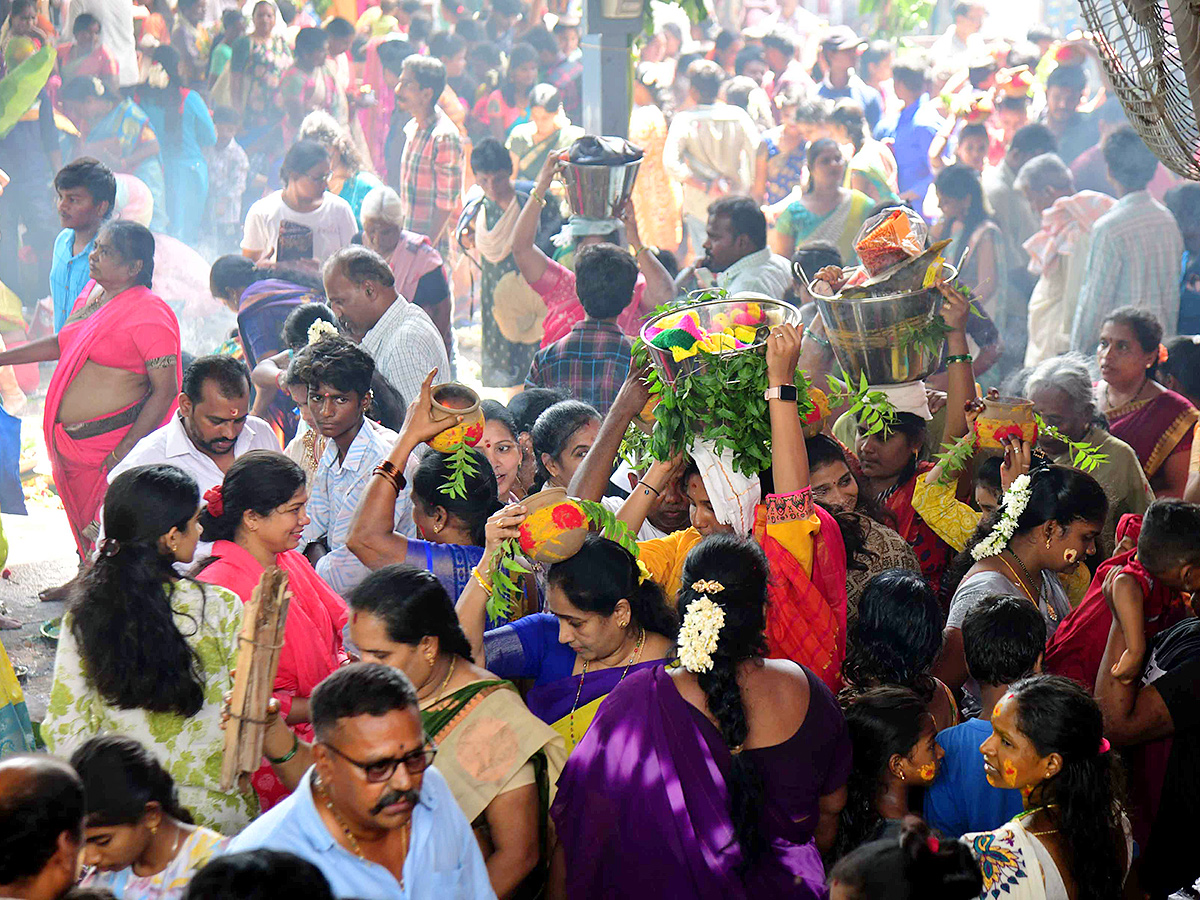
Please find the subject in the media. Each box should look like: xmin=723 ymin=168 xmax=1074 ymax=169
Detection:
xmin=307 ymin=319 xmax=339 ymax=345
xmin=677 ymin=596 xmax=726 ymax=674
xmin=971 ymin=473 xmax=1033 ymax=560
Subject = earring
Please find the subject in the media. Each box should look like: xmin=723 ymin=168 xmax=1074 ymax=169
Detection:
xmin=1045 ymin=535 xmax=1052 ymax=550
xmin=434 ymin=524 xmax=443 ymax=534
xmin=1063 ymin=548 xmax=1078 ymax=564
xmin=150 ymin=824 xmax=158 ymax=836
xmin=900 ymin=771 xmax=906 ymax=782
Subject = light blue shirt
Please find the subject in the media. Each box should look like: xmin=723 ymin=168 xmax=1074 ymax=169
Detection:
xmin=226 ymin=766 xmax=496 ymax=900
xmin=300 ymin=417 xmax=414 ymax=596
xmin=49 ymin=228 xmax=97 ymax=332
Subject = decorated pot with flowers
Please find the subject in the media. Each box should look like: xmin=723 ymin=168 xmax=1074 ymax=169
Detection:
xmin=975 ymin=396 xmax=1038 ymax=450
xmin=801 ymin=387 xmax=831 ymax=439
xmin=517 ymin=487 xmax=589 ymax=564
xmin=429 ymin=383 xmax=485 ymax=453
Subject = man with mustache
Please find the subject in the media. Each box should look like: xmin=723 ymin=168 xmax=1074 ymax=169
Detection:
xmin=105 ymin=355 xmax=280 ymax=561
xmin=323 ymin=245 xmax=449 ymax=406
xmin=228 ymin=663 xmax=495 ymax=899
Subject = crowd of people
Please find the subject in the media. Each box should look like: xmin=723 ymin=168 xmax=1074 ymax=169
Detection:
xmin=2 ymin=0 xmax=1200 ymax=897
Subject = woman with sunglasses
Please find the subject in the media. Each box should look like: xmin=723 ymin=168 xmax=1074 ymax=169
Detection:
xmin=241 ymin=139 xmax=357 ymax=268
xmin=242 ymin=564 xmax=565 ymax=898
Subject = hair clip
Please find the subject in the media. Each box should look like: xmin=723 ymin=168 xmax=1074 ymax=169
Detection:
xmin=690 ymin=579 xmax=724 ymax=595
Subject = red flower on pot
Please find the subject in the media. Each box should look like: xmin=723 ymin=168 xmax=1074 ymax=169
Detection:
xmin=552 ymin=503 xmax=586 ymax=530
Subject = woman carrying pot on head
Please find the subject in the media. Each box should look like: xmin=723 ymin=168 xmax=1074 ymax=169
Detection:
xmin=247 ymin=564 xmax=567 ymax=899
xmin=805 ymin=433 xmax=919 ymax=622
xmin=457 ymin=529 xmax=677 ymax=752
xmin=962 ymin=675 xmax=1131 ymax=900
xmin=194 ymin=450 xmax=350 ymax=810
xmin=41 ymin=465 xmax=255 ymax=833
xmin=548 ymin=535 xmax=851 ymax=898
xmin=346 ymin=370 xmax=503 ymax=611
xmin=933 ymin=464 xmax=1108 ymax=702
xmin=72 ymin=735 xmax=229 ymax=896
xmin=1096 ymin=306 xmax=1197 ymax=498
xmin=569 ymin=324 xmax=851 ymax=691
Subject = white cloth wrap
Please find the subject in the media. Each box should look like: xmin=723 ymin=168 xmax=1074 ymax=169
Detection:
xmin=690 ymin=440 xmax=761 ymax=536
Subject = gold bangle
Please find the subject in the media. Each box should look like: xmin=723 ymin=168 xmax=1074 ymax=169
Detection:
xmin=529 ymin=188 xmax=546 ymax=207
xmin=471 ymin=566 xmax=493 ymax=595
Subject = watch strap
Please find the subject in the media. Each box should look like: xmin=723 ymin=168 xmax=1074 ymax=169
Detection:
xmin=764 ymin=384 xmax=799 ymax=402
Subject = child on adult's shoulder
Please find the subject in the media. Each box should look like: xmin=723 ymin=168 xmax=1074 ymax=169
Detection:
xmin=1104 ymin=499 xmax=1200 ymax=683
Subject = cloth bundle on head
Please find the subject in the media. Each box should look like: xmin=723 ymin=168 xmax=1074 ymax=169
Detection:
xmin=551 ymin=215 xmax=624 ymax=248
xmin=869 ymin=380 xmax=932 ymax=420
xmin=690 ymin=440 xmax=761 ymax=535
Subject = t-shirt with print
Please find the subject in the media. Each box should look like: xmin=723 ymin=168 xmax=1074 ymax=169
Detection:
xmin=1139 ymin=653 xmax=1200 ymax=896
xmin=241 ymin=190 xmax=357 ymax=266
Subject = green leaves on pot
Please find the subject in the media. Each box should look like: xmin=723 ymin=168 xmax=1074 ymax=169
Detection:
xmin=826 ymin=371 xmax=897 ymax=438
xmin=618 ymin=421 xmax=654 ymax=470
xmin=487 ymin=538 xmax=531 ymax=624
xmin=440 ymin=440 xmax=480 ymax=500
xmin=1034 ymin=415 xmax=1109 ymax=473
xmin=576 ymin=499 xmax=641 ymax=559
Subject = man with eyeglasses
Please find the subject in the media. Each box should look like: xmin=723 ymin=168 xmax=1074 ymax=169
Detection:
xmin=227 ymin=663 xmax=495 ymax=899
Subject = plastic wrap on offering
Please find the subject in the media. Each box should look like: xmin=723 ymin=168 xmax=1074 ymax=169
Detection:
xmin=567 ymin=135 xmax=645 ymax=165
xmin=837 ymin=240 xmax=953 ymax=300
xmin=853 ymin=207 xmax=928 ymax=276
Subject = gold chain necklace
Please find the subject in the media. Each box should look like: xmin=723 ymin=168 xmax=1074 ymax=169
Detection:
xmin=419 ymin=655 xmax=456 ymax=705
xmin=569 ymin=629 xmax=644 ymax=746
xmin=997 ymin=553 xmax=1058 ymax=622
xmin=316 ymin=778 xmax=410 ymax=886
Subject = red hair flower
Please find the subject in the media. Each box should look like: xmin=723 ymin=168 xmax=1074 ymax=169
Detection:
xmin=203 ymin=485 xmax=225 ymax=518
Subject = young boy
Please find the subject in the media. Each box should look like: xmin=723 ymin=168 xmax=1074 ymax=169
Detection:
xmin=1108 ymin=499 xmax=1200 ymax=682
xmin=204 ymin=106 xmax=249 ymax=255
xmin=50 ymin=158 xmax=116 ymax=332
xmin=292 ymin=335 xmax=413 ymax=595
xmin=924 ymin=594 xmax=1046 ymax=837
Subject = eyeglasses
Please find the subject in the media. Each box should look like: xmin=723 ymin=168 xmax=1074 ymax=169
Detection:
xmin=320 ymin=740 xmax=438 ymax=783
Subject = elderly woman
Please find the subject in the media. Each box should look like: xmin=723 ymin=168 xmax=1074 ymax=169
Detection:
xmin=1025 ymin=353 xmax=1154 ymax=549
xmin=359 ymin=185 xmax=452 ymax=360
xmin=1096 ymin=306 xmax=1197 ymax=498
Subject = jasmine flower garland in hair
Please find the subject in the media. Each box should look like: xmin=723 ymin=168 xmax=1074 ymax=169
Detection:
xmin=677 ymin=596 xmax=725 ymax=674
xmin=307 ymin=320 xmax=338 ymax=344
xmin=971 ymin=473 xmax=1032 ymax=561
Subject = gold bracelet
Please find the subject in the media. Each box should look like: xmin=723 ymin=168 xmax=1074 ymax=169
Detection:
xmin=529 ymin=188 xmax=546 ymax=207
xmin=471 ymin=566 xmax=493 ymax=595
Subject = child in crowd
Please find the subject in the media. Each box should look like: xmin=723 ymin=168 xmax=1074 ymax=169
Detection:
xmin=1108 ymin=499 xmax=1200 ymax=682
xmin=829 ymin=815 xmax=982 ymax=900
xmin=292 ymin=334 xmax=412 ymax=595
xmin=923 ymin=594 xmax=1045 ymax=837
xmin=204 ymin=105 xmax=249 ymax=255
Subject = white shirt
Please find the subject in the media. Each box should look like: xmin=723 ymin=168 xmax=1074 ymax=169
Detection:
xmin=717 ymin=248 xmax=794 ymax=299
xmin=105 ymin=414 xmax=281 ymax=562
xmin=662 ymin=103 xmax=760 ymax=220
xmin=300 ymin=418 xmax=415 ymax=596
xmin=241 ymin=190 xmax=358 ymax=266
xmin=360 ymin=296 xmax=450 ymax=405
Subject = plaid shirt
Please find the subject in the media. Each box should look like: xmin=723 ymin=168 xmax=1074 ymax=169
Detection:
xmin=525 ymin=319 xmax=632 ymax=416
xmin=398 ymin=107 xmax=463 ymax=249
xmin=546 ymin=55 xmax=582 ymax=122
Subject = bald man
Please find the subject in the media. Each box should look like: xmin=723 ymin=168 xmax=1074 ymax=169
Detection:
xmin=0 ymin=756 xmax=85 ymax=900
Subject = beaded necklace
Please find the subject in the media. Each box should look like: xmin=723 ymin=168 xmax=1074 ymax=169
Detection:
xmin=569 ymin=629 xmax=645 ymax=745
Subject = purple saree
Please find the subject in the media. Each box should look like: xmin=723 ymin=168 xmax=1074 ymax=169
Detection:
xmin=551 ymin=665 xmax=833 ymax=899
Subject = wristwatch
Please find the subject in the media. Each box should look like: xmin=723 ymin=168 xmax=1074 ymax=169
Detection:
xmin=763 ymin=385 xmax=799 ymax=402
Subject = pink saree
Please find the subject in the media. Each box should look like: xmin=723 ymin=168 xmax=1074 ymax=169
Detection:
xmin=197 ymin=541 xmax=349 ymax=808
xmin=45 ymin=282 xmax=180 ymax=557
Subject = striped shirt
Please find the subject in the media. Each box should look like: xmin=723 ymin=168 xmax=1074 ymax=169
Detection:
xmin=1070 ymin=191 xmax=1183 ymax=352
xmin=398 ymin=107 xmax=463 ymax=253
xmin=300 ymin=417 xmax=415 ymax=596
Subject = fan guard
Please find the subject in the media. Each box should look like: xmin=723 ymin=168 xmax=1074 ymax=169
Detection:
xmin=1078 ymin=0 xmax=1200 ymax=180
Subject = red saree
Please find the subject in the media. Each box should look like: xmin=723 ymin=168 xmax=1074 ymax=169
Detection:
xmin=1107 ymin=389 xmax=1197 ymax=486
xmin=884 ymin=463 xmax=953 ymax=595
xmin=45 ymin=282 xmax=180 ymax=557
xmin=197 ymin=541 xmax=349 ymax=808
xmin=757 ymin=499 xmax=849 ymax=692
